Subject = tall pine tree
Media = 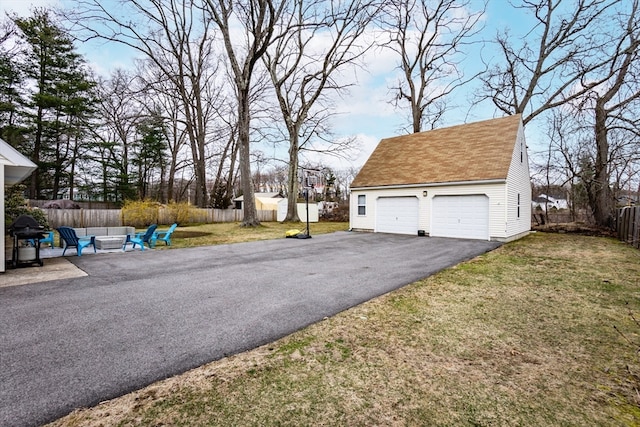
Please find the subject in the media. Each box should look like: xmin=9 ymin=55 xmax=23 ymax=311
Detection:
xmin=133 ymin=115 xmax=167 ymax=200
xmin=0 ymin=19 xmax=27 ymax=147
xmin=14 ymin=8 xmax=96 ymax=199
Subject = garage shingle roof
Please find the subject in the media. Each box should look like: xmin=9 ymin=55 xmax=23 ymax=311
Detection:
xmin=351 ymin=115 xmax=522 ymax=188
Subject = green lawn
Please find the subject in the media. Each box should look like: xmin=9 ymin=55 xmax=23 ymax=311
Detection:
xmin=51 ymin=231 xmax=640 ymax=427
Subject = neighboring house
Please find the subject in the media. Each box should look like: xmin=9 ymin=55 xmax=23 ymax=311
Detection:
xmin=1 ymin=138 xmax=37 ymax=273
xmin=349 ymin=115 xmax=531 ymax=242
xmin=532 ymin=194 xmax=569 ymax=212
xmin=234 ymin=192 xmax=284 ymax=210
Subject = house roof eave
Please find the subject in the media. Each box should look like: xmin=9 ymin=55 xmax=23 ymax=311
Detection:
xmin=351 ymin=178 xmax=507 ymax=192
xmin=1 ymin=138 xmax=37 ymax=185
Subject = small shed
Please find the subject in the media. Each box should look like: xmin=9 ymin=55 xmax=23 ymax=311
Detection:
xmin=234 ymin=192 xmax=283 ymax=210
xmin=276 ymin=199 xmax=319 ymax=223
xmin=1 ymin=138 xmax=37 ymax=272
xmin=349 ymin=115 xmax=531 ymax=242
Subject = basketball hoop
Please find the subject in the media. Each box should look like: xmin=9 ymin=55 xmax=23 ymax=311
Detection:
xmin=305 ymin=175 xmax=317 ymax=188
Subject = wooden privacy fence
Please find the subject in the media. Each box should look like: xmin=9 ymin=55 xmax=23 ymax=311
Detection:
xmin=617 ymin=206 xmax=640 ymax=249
xmin=43 ymin=208 xmax=277 ymax=229
xmin=45 ymin=209 xmax=122 ymax=228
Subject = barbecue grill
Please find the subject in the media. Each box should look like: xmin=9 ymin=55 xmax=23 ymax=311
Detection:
xmin=8 ymin=214 xmax=46 ymax=268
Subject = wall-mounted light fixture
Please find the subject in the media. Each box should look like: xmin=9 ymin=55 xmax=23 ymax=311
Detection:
xmin=423 ymin=190 xmax=428 ymax=197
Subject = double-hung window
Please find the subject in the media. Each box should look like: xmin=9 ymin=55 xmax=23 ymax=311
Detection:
xmin=357 ymin=195 xmax=366 ymax=215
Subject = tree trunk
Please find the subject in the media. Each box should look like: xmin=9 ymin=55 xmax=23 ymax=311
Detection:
xmin=591 ymin=102 xmax=614 ymax=228
xmin=31 ymin=103 xmax=43 ymax=198
xmin=412 ymin=96 xmax=421 ymax=134
xmin=167 ymin=128 xmax=180 ymax=202
xmin=226 ymin=138 xmax=238 ymax=202
xmin=196 ymin=133 xmax=209 ymax=206
xmin=285 ymin=135 xmax=301 ymax=222
xmin=212 ymin=130 xmax=237 ymax=208
xmin=238 ymin=87 xmax=259 ymax=226
xmin=167 ymin=157 xmax=176 ymax=202
xmin=69 ymin=131 xmax=80 ymax=201
xmin=102 ymin=159 xmax=108 ymax=202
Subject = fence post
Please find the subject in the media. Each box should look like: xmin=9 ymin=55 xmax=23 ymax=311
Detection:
xmin=617 ymin=206 xmax=640 ymax=249
xmin=631 ymin=206 xmax=640 ymax=249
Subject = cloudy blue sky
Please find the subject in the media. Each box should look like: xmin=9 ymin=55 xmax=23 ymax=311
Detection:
xmin=2 ymin=0 xmax=543 ymax=170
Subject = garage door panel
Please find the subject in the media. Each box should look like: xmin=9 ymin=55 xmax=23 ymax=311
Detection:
xmin=431 ymin=195 xmax=489 ymax=240
xmin=376 ymin=197 xmax=419 ymax=235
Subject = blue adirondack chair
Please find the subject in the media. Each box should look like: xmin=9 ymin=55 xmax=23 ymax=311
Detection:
xmin=123 ymin=224 xmax=158 ymax=251
xmin=57 ymin=226 xmax=96 ymax=256
xmin=29 ymin=231 xmax=54 ymax=248
xmin=39 ymin=231 xmax=55 ymax=248
xmin=154 ymin=223 xmax=178 ymax=246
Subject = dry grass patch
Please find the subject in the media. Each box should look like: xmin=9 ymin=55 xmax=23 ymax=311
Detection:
xmin=50 ymin=233 xmax=640 ymax=426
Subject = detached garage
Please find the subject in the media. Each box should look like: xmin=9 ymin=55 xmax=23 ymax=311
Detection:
xmin=349 ymin=115 xmax=531 ymax=242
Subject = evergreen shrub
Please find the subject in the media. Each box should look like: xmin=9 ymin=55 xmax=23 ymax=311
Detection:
xmin=5 ymin=184 xmax=50 ymax=231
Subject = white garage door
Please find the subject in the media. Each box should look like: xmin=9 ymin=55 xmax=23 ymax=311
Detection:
xmin=376 ymin=197 xmax=419 ymax=235
xmin=431 ymin=195 xmax=489 ymax=240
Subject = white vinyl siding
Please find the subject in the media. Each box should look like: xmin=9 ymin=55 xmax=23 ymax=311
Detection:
xmin=505 ymin=125 xmax=532 ymax=239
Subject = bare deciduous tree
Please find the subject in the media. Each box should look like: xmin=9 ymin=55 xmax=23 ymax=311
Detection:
xmin=479 ymin=0 xmax=615 ymax=125
xmin=264 ymin=0 xmax=377 ymax=222
xmin=91 ymin=70 xmax=141 ymax=202
xmin=381 ymin=0 xmax=485 ymax=133
xmin=481 ymin=0 xmax=640 ymax=228
xmin=139 ymin=76 xmax=190 ymax=203
xmin=71 ymin=0 xmax=218 ymax=207
xmin=203 ymin=0 xmax=287 ymax=226
xmin=582 ymin=0 xmax=640 ymax=226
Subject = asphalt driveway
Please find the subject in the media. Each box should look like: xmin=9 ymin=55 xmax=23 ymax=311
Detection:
xmin=0 ymin=232 xmax=500 ymax=427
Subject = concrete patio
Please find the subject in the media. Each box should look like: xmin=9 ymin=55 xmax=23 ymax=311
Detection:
xmin=1 ymin=244 xmax=151 ymax=288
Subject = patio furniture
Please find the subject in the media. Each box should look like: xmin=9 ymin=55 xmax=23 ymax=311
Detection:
xmin=27 ymin=231 xmax=54 ymax=249
xmin=72 ymin=227 xmax=135 ymax=249
xmin=95 ymin=236 xmax=126 ymax=250
xmin=38 ymin=231 xmax=55 ymax=249
xmin=123 ymin=224 xmax=158 ymax=251
xmin=57 ymin=226 xmax=96 ymax=257
xmin=154 ymin=223 xmax=178 ymax=246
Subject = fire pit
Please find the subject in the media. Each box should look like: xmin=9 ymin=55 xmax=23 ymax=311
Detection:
xmin=8 ymin=214 xmax=47 ymax=268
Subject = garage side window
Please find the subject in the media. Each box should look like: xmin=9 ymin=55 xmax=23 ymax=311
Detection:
xmin=358 ymin=195 xmax=366 ymax=215
xmin=517 ymin=193 xmax=521 ymax=218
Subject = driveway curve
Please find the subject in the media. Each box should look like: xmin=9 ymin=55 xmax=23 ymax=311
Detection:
xmin=0 ymin=232 xmax=500 ymax=427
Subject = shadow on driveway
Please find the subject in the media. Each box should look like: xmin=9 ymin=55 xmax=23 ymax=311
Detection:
xmin=0 ymin=232 xmax=500 ymax=427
